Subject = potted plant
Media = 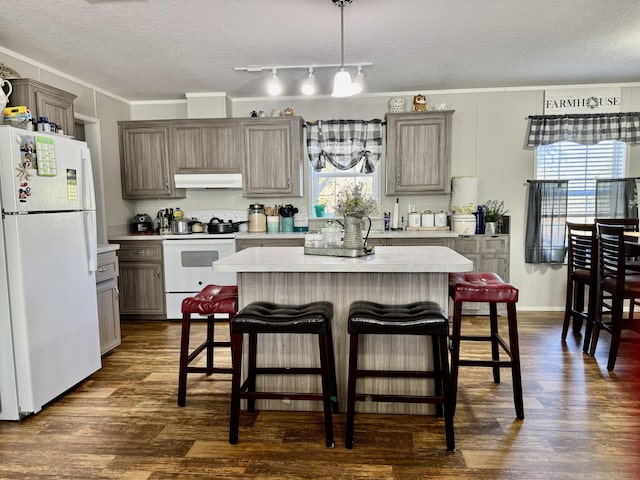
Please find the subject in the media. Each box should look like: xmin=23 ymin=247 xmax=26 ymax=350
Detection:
xmin=482 ymin=200 xmax=509 ymax=235
xmin=335 ymin=184 xmax=378 ymax=249
xmin=314 ymin=199 xmax=327 ymax=218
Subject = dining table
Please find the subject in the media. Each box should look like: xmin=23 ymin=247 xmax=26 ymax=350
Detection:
xmin=212 ymin=245 xmax=473 ymax=414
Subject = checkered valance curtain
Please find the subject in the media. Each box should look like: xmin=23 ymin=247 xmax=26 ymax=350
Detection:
xmin=526 ymin=113 xmax=640 ymax=147
xmin=306 ymin=120 xmax=383 ymax=173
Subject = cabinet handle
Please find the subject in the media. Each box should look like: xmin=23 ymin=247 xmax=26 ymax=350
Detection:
xmin=397 ymin=174 xmax=400 ymax=186
xmin=166 ymin=180 xmax=170 ymax=189
xmin=157 ymin=267 xmax=161 ymax=278
xmin=115 ymin=287 xmax=120 ymax=298
xmin=97 ymin=268 xmax=106 ymax=272
xmin=136 ymin=250 xmax=145 ymax=255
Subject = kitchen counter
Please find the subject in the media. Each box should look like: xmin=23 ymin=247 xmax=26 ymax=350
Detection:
xmin=109 ymin=230 xmax=462 ymax=241
xmin=214 ymin=246 xmax=472 ymax=414
xmin=97 ymin=243 xmax=120 ymax=254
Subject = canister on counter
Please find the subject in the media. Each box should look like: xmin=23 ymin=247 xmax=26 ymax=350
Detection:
xmin=408 ymin=212 xmax=421 ymax=227
xmin=248 ymin=203 xmax=267 ymax=232
xmin=421 ymin=211 xmax=435 ymax=227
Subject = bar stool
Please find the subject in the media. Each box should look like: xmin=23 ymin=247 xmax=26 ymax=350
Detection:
xmin=177 ymin=284 xmax=238 ymax=407
xmin=448 ymin=272 xmax=524 ymax=419
xmin=228 ymin=301 xmax=339 ymax=448
xmin=345 ymin=300 xmax=455 ymax=452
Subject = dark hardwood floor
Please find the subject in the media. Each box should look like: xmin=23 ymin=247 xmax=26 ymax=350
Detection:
xmin=1 ymin=311 xmax=639 ymax=479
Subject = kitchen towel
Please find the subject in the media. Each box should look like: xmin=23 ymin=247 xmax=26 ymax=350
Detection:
xmin=450 ymin=176 xmax=478 ymax=213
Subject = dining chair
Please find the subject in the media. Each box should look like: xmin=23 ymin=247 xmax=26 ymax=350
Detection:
xmin=590 ymin=224 xmax=640 ymax=370
xmin=595 ymin=218 xmax=640 ymax=317
xmin=562 ymin=222 xmax=598 ymax=353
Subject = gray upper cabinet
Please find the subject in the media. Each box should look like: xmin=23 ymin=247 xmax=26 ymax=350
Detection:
xmin=118 ymin=121 xmax=185 ymax=199
xmin=173 ymin=119 xmax=242 ymax=173
xmin=385 ymin=111 xmax=454 ymax=195
xmin=8 ymin=78 xmax=76 ymax=137
xmin=241 ymin=116 xmax=304 ymax=197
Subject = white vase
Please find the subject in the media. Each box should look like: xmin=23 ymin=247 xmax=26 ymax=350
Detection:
xmin=0 ymin=77 xmax=12 ymax=112
xmin=485 ymin=222 xmax=497 ymax=235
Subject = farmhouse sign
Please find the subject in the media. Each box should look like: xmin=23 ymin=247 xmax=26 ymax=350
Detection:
xmin=544 ymin=87 xmax=621 ymax=114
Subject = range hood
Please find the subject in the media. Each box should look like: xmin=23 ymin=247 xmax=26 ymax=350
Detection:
xmin=174 ymin=173 xmax=243 ymax=189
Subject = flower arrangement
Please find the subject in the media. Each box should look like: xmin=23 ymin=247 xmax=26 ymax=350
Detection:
xmin=335 ymin=183 xmax=378 ymax=218
xmin=482 ymin=200 xmax=509 ymax=222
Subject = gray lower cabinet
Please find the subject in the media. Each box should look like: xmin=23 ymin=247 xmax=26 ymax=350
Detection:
xmin=236 ymin=237 xmax=304 ymax=250
xmin=114 ymin=240 xmax=166 ymax=320
xmin=96 ymin=250 xmax=121 ymax=355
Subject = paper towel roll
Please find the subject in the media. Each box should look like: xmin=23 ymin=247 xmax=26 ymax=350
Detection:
xmin=392 ymin=201 xmax=400 ymax=229
xmin=450 ymin=177 xmax=478 ymax=214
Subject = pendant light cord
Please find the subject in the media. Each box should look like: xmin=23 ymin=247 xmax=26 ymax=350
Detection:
xmin=340 ymin=1 xmax=345 ymax=68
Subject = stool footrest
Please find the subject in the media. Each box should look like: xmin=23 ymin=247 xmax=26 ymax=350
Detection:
xmin=355 ymin=393 xmax=444 ymax=404
xmin=187 ymin=366 xmax=233 ymax=375
xmin=355 ymin=369 xmax=438 ymax=379
xmin=252 ymin=367 xmax=324 ymax=376
xmin=186 ymin=341 xmax=231 ymax=364
xmin=238 ymin=390 xmax=326 ymax=402
xmin=458 ymin=335 xmax=511 ymax=354
xmin=458 ymin=359 xmax=513 ymax=368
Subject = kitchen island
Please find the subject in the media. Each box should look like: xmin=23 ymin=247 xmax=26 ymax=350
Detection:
xmin=213 ymin=246 xmax=473 ymax=414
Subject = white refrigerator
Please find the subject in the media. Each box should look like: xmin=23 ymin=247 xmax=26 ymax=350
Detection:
xmin=0 ymin=125 xmax=101 ymax=420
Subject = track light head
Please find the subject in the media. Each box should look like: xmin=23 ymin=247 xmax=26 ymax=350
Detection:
xmin=301 ymin=67 xmax=316 ymax=96
xmin=267 ymin=68 xmax=281 ymax=96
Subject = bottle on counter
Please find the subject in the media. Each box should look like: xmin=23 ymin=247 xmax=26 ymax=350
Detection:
xmin=174 ymin=207 xmax=183 ymax=219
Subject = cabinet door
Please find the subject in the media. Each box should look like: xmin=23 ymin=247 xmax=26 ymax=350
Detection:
xmin=386 ymin=237 xmax=449 ymax=247
xmin=119 ymin=122 xmax=184 ymax=199
xmin=35 ymin=90 xmax=75 ymax=137
xmin=241 ymin=117 xmax=303 ymax=196
xmin=386 ymin=112 xmax=453 ymax=195
xmin=173 ymin=120 xmax=241 ymax=173
xmin=118 ymin=261 xmax=166 ymax=318
xmin=97 ymin=278 xmax=121 ymax=355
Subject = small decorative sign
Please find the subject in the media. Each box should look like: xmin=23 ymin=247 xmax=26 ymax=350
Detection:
xmin=544 ymin=87 xmax=621 ymax=114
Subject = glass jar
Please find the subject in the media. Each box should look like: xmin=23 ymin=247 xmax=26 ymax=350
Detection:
xmin=248 ymin=203 xmax=266 ymax=232
xmin=320 ymin=220 xmax=342 ymax=248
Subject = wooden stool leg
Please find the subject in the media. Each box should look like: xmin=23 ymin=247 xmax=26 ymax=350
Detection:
xmin=572 ymin=283 xmax=585 ymax=333
xmin=432 ymin=335 xmax=443 ymax=418
xmin=229 ymin=333 xmax=243 ymax=444
xmin=177 ymin=312 xmax=191 ymax=407
xmin=318 ymin=334 xmax=335 ymax=448
xmin=507 ymin=304 xmax=524 ymax=419
xmin=438 ymin=334 xmax=455 ymax=452
xmin=345 ymin=333 xmax=359 ymax=449
xmin=206 ymin=315 xmax=215 ymax=373
xmin=489 ymin=302 xmax=501 ymax=384
xmin=247 ymin=333 xmax=257 ymax=412
xmin=326 ymin=327 xmax=339 ymax=413
xmin=449 ymin=300 xmax=463 ymax=417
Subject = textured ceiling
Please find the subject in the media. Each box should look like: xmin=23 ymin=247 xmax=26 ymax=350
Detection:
xmin=0 ymin=0 xmax=639 ymax=101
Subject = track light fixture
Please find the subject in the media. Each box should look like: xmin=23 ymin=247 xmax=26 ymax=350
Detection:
xmin=233 ymin=1 xmax=371 ymax=97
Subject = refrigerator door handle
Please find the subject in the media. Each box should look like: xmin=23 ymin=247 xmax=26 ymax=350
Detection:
xmin=85 ymin=211 xmax=97 ymax=272
xmin=81 ymin=148 xmax=96 ymax=211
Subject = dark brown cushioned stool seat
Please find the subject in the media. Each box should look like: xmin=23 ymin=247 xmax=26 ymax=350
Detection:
xmin=177 ymin=285 xmax=238 ymax=407
xmin=346 ymin=301 xmax=455 ymax=452
xmin=229 ymin=301 xmax=338 ymax=448
xmin=448 ymin=272 xmax=524 ymax=419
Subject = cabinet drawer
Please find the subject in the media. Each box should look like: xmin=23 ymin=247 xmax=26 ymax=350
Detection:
xmin=96 ymin=251 xmax=119 ymax=283
xmin=236 ymin=238 xmax=304 ymax=250
xmin=452 ymin=236 xmax=478 ymax=253
xmin=117 ymin=242 xmax=163 ymax=261
xmin=480 ymin=235 xmax=509 ymax=254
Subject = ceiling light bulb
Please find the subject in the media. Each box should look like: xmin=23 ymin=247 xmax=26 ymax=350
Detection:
xmin=352 ymin=66 xmax=363 ymax=94
xmin=268 ymin=68 xmax=281 ymax=95
xmin=332 ymin=68 xmax=353 ymax=97
xmin=302 ymin=68 xmax=316 ymax=96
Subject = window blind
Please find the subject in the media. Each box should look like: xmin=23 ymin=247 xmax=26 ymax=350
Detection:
xmin=537 ymin=140 xmax=626 ymax=218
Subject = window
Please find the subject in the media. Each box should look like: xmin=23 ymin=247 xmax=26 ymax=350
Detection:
xmin=536 ymin=140 xmax=626 ymax=223
xmin=311 ymin=165 xmax=378 ymax=218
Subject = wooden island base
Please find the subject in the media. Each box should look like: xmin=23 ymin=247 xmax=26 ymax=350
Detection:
xmin=214 ymin=246 xmax=473 ymax=414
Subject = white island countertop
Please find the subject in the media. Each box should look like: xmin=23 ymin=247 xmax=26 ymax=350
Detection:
xmin=212 ymin=246 xmax=472 ymax=273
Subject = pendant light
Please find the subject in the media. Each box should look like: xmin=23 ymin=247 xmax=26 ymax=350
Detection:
xmin=331 ymin=0 xmax=356 ymax=97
